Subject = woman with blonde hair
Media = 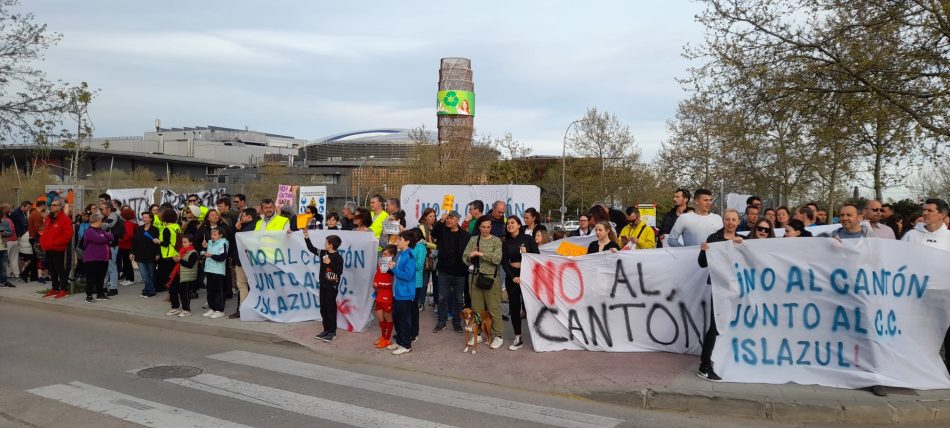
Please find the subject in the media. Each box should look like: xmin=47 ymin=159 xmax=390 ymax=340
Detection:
xmin=587 ymin=220 xmax=620 ymax=254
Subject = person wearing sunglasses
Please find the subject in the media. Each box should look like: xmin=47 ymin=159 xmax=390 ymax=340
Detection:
xmin=746 ymin=218 xmax=775 ymax=240
xmin=864 ymin=200 xmax=896 ymax=239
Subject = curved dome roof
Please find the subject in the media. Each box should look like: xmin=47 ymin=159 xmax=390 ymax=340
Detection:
xmin=311 ymin=129 xmax=411 ymax=144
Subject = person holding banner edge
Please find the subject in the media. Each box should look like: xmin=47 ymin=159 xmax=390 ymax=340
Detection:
xmin=698 ymin=208 xmax=744 ymax=381
xmin=229 ymin=208 xmax=259 ymax=319
xmin=502 ymin=215 xmax=539 ymax=351
xmin=304 ymin=230 xmax=344 ymax=343
xmin=900 ymin=198 xmax=950 ymax=375
xmin=587 ymin=221 xmax=620 ymax=254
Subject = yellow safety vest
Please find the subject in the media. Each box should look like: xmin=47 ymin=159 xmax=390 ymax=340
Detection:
xmin=160 ymin=223 xmax=181 ymax=259
xmin=369 ymin=210 xmax=389 ymax=240
xmin=196 ymin=205 xmax=209 ymax=222
xmin=255 ymin=215 xmax=290 ymax=231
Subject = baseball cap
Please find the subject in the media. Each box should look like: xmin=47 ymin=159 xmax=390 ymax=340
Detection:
xmin=446 ymin=210 xmax=461 ymax=218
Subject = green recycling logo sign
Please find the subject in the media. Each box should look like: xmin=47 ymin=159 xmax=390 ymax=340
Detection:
xmin=443 ymin=91 xmax=460 ymax=107
xmin=437 ymin=90 xmax=475 ymax=116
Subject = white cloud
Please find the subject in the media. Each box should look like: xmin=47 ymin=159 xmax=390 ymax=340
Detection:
xmin=215 ymin=30 xmax=430 ymax=61
xmin=60 ymin=31 xmax=292 ymax=66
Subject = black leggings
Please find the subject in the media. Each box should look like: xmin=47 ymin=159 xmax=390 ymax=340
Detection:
xmin=172 ymin=280 xmax=192 ymax=311
xmin=506 ymin=277 xmax=524 ymax=335
xmin=85 ymin=260 xmax=108 ymax=297
xmin=700 ymin=299 xmax=718 ymax=367
xmin=944 ymin=328 xmax=950 ymax=371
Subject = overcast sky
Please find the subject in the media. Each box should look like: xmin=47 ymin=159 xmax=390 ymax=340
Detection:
xmin=27 ymin=0 xmax=705 ymax=159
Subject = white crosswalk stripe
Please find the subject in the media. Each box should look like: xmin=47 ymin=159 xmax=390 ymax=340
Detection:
xmin=26 ymin=351 xmax=626 ymax=428
xmin=27 ymin=381 xmax=251 ymax=428
xmin=207 ymin=350 xmax=624 ymax=428
xmin=165 ymin=373 xmax=456 ymax=428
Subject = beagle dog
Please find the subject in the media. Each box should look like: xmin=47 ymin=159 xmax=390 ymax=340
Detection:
xmin=460 ymin=307 xmax=493 ymax=354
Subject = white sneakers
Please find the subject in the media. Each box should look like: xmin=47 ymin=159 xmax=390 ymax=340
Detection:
xmin=392 ymin=346 xmax=412 ymax=355
xmin=209 ymin=311 xmax=225 ymax=319
xmin=178 ymin=310 xmax=191 ymax=317
xmin=386 ymin=342 xmax=399 ymax=350
xmin=202 ymin=310 xmax=215 ymax=317
xmin=166 ymin=308 xmax=181 ymax=316
xmin=119 ymin=280 xmax=134 ymax=286
xmin=490 ymin=337 xmax=504 ymax=349
xmin=508 ymin=335 xmax=523 ymax=351
xmin=464 ymin=336 xmax=503 ymax=349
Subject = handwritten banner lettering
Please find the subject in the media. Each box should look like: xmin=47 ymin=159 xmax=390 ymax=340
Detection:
xmin=159 ymin=188 xmax=226 ymax=212
xmin=236 ymin=230 xmax=378 ymax=332
xmin=521 ymin=248 xmax=710 ymax=354
xmin=107 ymin=188 xmax=156 ymax=221
xmin=707 ymin=238 xmax=950 ymax=389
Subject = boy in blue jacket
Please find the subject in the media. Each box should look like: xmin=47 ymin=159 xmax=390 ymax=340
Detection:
xmin=388 ymin=230 xmax=418 ymax=355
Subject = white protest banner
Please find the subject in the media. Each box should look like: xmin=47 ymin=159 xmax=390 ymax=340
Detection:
xmin=276 ymin=184 xmax=296 ymax=208
xmin=727 ymin=193 xmax=752 ymax=212
xmin=520 ymin=249 xmax=710 ymax=354
xmin=107 ymin=188 xmax=156 ymax=220
xmin=160 ymin=188 xmax=226 ymax=212
xmin=707 ymin=238 xmax=950 ymax=389
xmin=400 ymin=184 xmax=540 ymax=229
xmin=298 ymin=186 xmax=327 ymax=215
xmin=236 ymin=230 xmax=378 ymax=331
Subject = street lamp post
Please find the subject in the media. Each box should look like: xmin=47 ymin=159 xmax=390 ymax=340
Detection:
xmin=561 ymin=120 xmax=580 ymax=230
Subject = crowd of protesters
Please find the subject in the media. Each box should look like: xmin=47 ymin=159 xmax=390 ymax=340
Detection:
xmin=2 ymin=189 xmax=949 ymax=383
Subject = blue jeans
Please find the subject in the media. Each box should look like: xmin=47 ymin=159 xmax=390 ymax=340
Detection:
xmin=437 ymin=272 xmax=465 ymax=327
xmin=106 ymin=247 xmax=118 ymax=290
xmin=138 ymin=261 xmax=156 ymax=295
xmin=0 ymin=250 xmax=8 ymax=283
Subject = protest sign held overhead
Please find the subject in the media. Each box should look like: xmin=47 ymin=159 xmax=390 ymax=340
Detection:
xmin=298 ymin=186 xmax=327 ymax=215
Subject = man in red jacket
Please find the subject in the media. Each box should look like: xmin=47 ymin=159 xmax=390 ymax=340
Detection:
xmin=40 ymin=200 xmax=73 ymax=298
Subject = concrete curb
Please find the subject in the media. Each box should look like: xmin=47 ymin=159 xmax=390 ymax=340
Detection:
xmin=5 ymin=293 xmax=949 ymax=425
xmin=573 ymin=388 xmax=950 ymax=424
xmin=0 ymin=295 xmax=304 ymax=349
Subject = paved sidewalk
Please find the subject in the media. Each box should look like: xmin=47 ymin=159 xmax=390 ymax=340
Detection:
xmin=2 ymin=280 xmax=949 ymax=424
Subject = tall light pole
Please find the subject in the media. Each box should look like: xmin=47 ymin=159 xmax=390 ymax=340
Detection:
xmin=561 ymin=120 xmax=580 ymax=229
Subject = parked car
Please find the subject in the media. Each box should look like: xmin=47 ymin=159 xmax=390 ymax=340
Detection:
xmin=562 ymin=220 xmax=579 ymax=232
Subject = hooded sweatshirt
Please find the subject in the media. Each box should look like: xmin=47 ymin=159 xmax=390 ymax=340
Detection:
xmin=901 ymin=222 xmax=950 ymax=252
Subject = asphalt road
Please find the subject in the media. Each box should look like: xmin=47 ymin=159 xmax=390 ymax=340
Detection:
xmin=0 ymin=303 xmax=807 ymax=428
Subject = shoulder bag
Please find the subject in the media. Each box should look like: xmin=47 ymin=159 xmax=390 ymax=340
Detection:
xmin=474 ymin=236 xmax=497 ymax=290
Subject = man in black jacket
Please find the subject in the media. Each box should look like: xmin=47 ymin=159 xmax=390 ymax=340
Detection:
xmin=659 ymin=188 xmax=690 ymax=247
xmin=431 ymin=210 xmax=470 ymax=333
